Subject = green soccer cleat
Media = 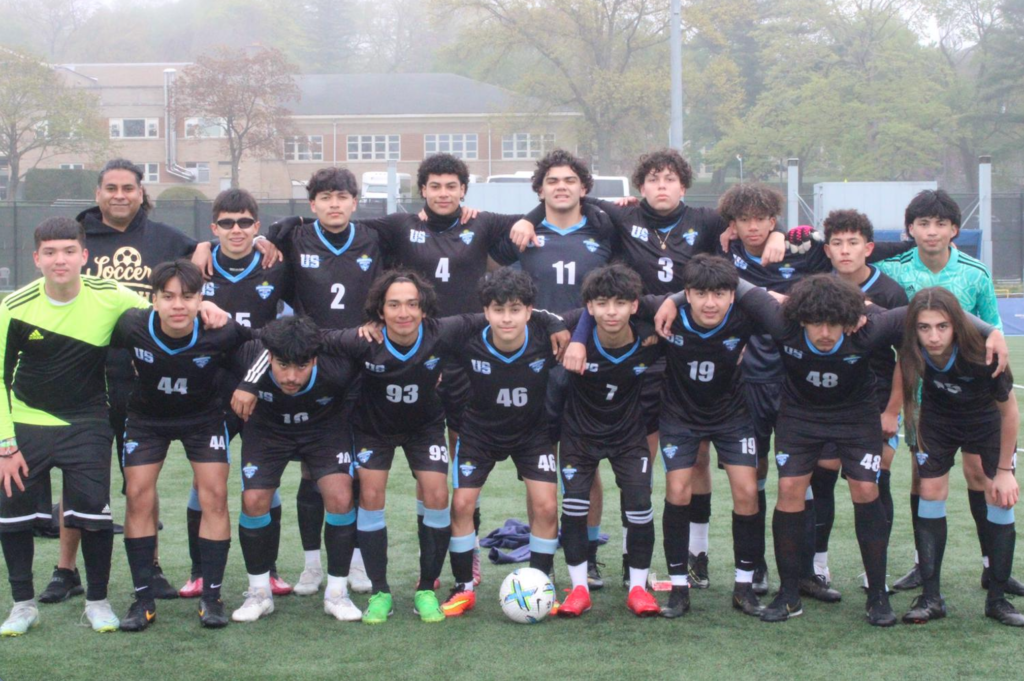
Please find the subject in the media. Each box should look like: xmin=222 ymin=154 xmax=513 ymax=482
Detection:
xmin=362 ymin=592 xmax=394 ymax=625
xmin=413 ymin=590 xmax=445 ymax=623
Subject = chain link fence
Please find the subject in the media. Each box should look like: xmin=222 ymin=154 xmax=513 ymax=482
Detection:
xmin=1 ymin=193 xmax=1021 ymax=290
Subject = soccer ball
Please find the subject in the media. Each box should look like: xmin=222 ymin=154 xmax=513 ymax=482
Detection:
xmin=499 ymin=568 xmax=556 ymax=624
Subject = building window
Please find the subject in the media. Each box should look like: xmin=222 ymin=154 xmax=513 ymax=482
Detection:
xmin=424 ymin=134 xmax=478 ymax=160
xmin=501 ymin=133 xmax=555 ymax=160
xmin=185 ymin=162 xmax=210 ymax=183
xmin=110 ymin=118 xmax=159 ymax=139
xmin=140 ymin=163 xmax=159 ymax=183
xmin=184 ymin=117 xmax=227 ymax=139
xmin=347 ymin=134 xmax=400 ymax=161
xmin=285 ymin=135 xmax=324 ymax=162
xmin=59 ymin=163 xmax=85 ymax=170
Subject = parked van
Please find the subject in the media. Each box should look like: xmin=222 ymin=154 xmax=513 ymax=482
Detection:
xmin=361 ymin=171 xmax=412 ymax=200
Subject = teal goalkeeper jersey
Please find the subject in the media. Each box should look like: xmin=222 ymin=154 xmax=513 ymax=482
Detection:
xmin=876 ymin=247 xmax=1002 ymax=330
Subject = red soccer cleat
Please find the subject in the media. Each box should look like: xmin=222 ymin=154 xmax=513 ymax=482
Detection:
xmin=627 ymin=586 xmax=660 ymax=617
xmin=441 ymin=587 xmax=476 ymax=617
xmin=269 ymin=573 xmax=293 ymax=596
xmin=557 ymin=585 xmax=592 ymax=617
xmin=178 ymin=577 xmax=203 ymax=599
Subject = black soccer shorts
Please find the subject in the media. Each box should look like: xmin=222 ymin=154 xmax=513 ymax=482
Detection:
xmin=122 ymin=412 xmax=231 ymax=467
xmin=240 ymin=420 xmax=353 ymax=490
xmin=917 ymin=413 xmax=1004 ymax=480
xmin=453 ymin=439 xmax=557 ymax=489
xmin=559 ymin=431 xmax=652 ymax=498
xmin=773 ymin=411 xmax=883 ymax=483
xmin=742 ymin=380 xmax=783 ymax=460
xmin=1 ymin=421 xmax=114 ymax=533
xmin=439 ymin=362 xmax=470 ymax=434
xmin=659 ymin=417 xmax=757 ymax=472
xmin=352 ymin=424 xmax=449 ymax=476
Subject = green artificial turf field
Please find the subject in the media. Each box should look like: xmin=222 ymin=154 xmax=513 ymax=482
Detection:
xmin=2 ymin=341 xmax=1024 ymax=681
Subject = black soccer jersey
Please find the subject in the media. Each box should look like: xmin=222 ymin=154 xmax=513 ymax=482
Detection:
xmin=730 ymin=281 xmax=906 ymax=422
xmin=453 ymin=318 xmax=559 ymax=451
xmin=857 ymin=266 xmax=910 ymax=409
xmin=202 ymin=246 xmax=293 ymax=330
xmin=322 ymin=311 xmax=566 ymax=437
xmin=375 ymin=208 xmax=518 ymax=316
xmin=920 ymin=348 xmax=1013 ymax=426
xmin=560 ymin=309 xmax=663 ymax=448
xmin=111 ymin=309 xmax=251 ymax=419
xmin=490 ymin=207 xmax=617 ymax=311
xmin=638 ymin=295 xmax=756 ymax=427
xmin=235 ymin=339 xmax=357 ymax=432
xmin=269 ymin=218 xmax=389 ymax=329
xmin=526 ymin=198 xmax=727 ymax=295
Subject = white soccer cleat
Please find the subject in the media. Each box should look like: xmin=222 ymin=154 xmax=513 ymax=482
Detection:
xmin=293 ymin=566 xmax=324 ymax=596
xmin=348 ymin=558 xmax=372 ymax=594
xmin=83 ymin=599 xmax=119 ymax=633
xmin=231 ymin=588 xmax=274 ymax=622
xmin=324 ymin=589 xmax=362 ymax=621
xmin=1 ymin=600 xmax=39 ymax=637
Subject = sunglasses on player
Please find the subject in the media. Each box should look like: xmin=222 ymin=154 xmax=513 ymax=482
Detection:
xmin=215 ymin=218 xmax=257 ymax=229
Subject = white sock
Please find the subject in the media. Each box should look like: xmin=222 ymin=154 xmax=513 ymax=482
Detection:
xmin=671 ymin=574 xmax=689 ymax=587
xmin=983 ymin=555 xmax=990 ymax=568
xmin=568 ymin=562 xmax=590 ymax=590
xmin=249 ymin=572 xmax=271 ymax=592
xmin=629 ymin=567 xmax=649 ymax=591
xmin=735 ymin=569 xmax=753 ymax=584
xmin=304 ymin=550 xmax=321 ymax=568
xmin=914 ymin=549 xmax=919 ymax=565
xmin=689 ymin=523 xmax=709 ymax=554
xmin=622 ymin=527 xmax=628 ymax=554
xmin=461 ymin=580 xmax=476 ymax=593
xmin=351 ymin=548 xmax=365 ymax=569
xmin=325 ymin=575 xmax=348 ymax=597
xmin=813 ymin=551 xmax=829 ymax=574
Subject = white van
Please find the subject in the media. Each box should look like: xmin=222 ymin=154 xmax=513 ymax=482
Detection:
xmin=361 ymin=171 xmax=412 ymax=201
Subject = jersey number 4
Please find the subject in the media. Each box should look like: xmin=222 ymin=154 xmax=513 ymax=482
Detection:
xmin=157 ymin=377 xmax=188 ymax=395
xmin=496 ymin=388 xmax=527 ymax=407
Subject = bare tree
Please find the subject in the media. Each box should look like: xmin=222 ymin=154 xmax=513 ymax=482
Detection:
xmin=172 ymin=46 xmax=300 ymax=189
xmin=9 ymin=0 xmax=98 ymax=58
xmin=0 ymin=47 xmax=107 ymax=200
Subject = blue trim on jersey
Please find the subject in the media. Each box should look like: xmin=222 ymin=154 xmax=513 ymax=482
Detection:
xmin=657 ymin=216 xmax=684 ymax=234
xmin=482 ymin=325 xmax=529 ymax=364
xmin=223 ymin=422 xmax=231 ymax=465
xmin=541 ymin=216 xmax=588 ymax=236
xmin=923 ymin=345 xmax=958 ymax=373
xmin=680 ymin=305 xmax=734 ymax=339
xmin=383 ymin=323 xmax=423 ymax=362
xmin=743 ymin=248 xmax=762 ymax=265
xmin=452 ymin=439 xmax=460 ymax=490
xmin=313 ymin=220 xmax=356 ymax=256
xmin=804 ymin=328 xmax=845 ymax=356
xmin=148 ymin=310 xmax=198 ymax=355
xmin=269 ymin=364 xmax=319 ymax=396
xmin=593 ymin=327 xmax=640 ymax=364
xmin=211 ymin=245 xmax=261 ymax=283
xmin=859 ymin=266 xmax=881 ymax=292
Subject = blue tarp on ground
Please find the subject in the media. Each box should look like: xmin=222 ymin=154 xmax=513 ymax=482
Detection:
xmin=998 ymin=299 xmax=1024 ymax=336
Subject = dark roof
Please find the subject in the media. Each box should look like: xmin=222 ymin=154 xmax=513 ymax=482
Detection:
xmin=291 ymin=73 xmax=578 ymax=117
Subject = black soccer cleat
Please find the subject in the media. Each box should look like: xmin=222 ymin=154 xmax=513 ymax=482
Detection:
xmin=865 ymin=591 xmax=897 ymax=627
xmin=120 ymin=599 xmax=156 ymax=632
xmin=199 ymin=598 xmax=229 ymax=628
xmin=733 ymin=582 xmax=764 ymax=617
xmin=985 ymin=598 xmax=1024 ymax=627
xmin=38 ymin=566 xmax=84 ymax=604
xmin=150 ymin=568 xmax=179 ymax=600
xmin=688 ymin=552 xmax=709 ymax=589
xmin=752 ymin=564 xmax=769 ymax=596
xmin=892 ymin=563 xmax=922 ymax=591
xmin=902 ymin=594 xmax=947 ymax=624
xmin=761 ymin=590 xmax=803 ymax=622
xmin=587 ymin=560 xmax=605 ymax=591
xmin=799 ymin=575 xmax=842 ymax=603
xmin=660 ymin=586 xmax=690 ymax=619
xmin=981 ymin=568 xmax=1024 ymax=597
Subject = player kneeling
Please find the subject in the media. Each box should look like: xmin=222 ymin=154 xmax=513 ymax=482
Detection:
xmin=899 ymin=288 xmax=1022 ymax=626
xmin=231 ymin=317 xmax=361 ymax=623
xmin=114 ymin=260 xmax=249 ymax=631
xmin=441 ymin=269 xmax=561 ymax=617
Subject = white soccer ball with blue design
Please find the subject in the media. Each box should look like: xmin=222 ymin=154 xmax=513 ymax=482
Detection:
xmin=499 ymin=568 xmax=555 ymax=624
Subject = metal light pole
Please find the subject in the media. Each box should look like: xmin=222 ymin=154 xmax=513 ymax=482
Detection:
xmin=669 ymin=0 xmax=683 ymax=151
xmin=736 ymin=155 xmax=744 ymax=182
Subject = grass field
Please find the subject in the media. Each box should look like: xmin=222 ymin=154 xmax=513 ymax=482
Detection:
xmin=3 ymin=344 xmax=1024 ymax=681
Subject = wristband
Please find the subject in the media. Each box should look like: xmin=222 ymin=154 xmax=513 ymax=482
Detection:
xmin=998 ymin=466 xmax=1015 ymax=472
xmin=0 ymin=449 xmax=18 ymax=459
